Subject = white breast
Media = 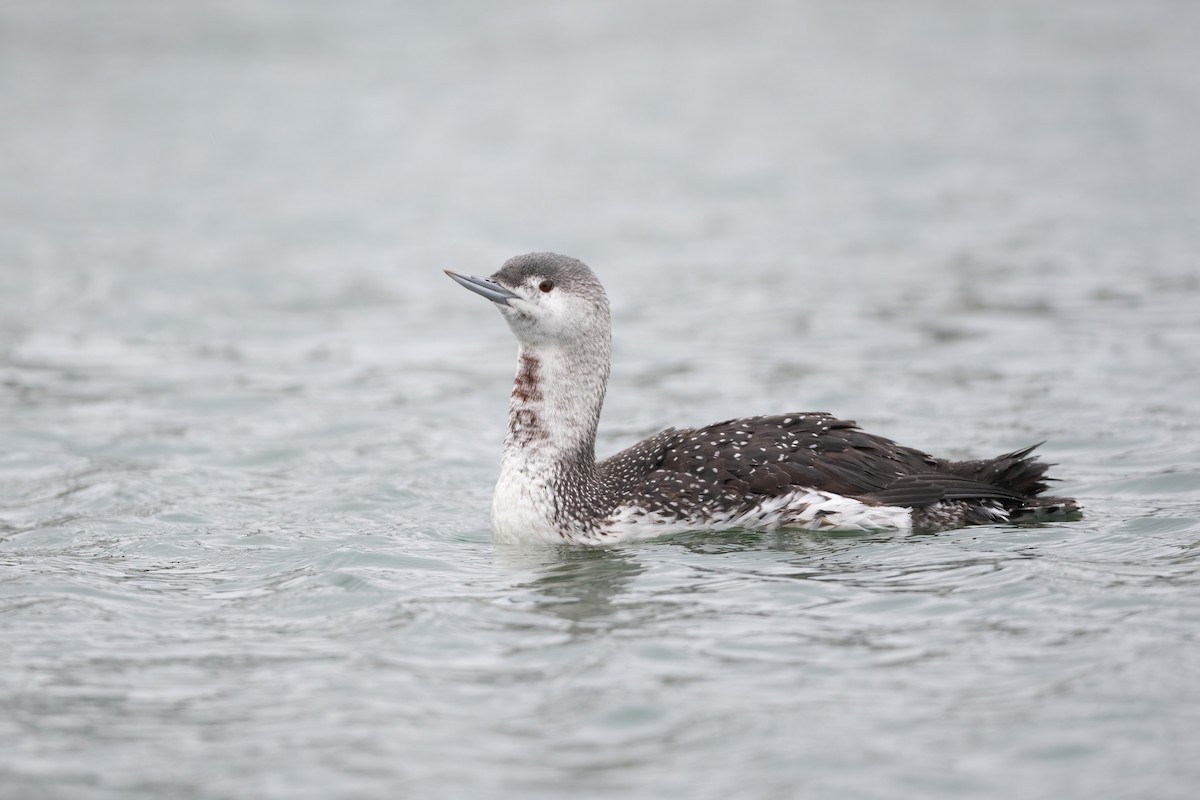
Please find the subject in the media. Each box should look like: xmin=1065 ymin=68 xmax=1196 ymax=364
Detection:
xmin=490 ymin=455 xmax=567 ymax=544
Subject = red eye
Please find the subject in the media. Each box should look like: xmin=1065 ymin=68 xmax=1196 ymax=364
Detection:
xmin=539 ymin=280 xmax=554 ymax=293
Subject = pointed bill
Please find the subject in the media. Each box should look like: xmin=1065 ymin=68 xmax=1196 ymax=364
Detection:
xmin=444 ymin=270 xmax=521 ymax=305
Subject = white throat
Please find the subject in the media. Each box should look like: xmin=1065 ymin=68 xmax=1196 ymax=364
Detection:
xmin=490 ymin=341 xmax=610 ymax=542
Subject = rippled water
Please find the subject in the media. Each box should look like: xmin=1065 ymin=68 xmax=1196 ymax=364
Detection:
xmin=3 ymin=1 xmax=1199 ymax=798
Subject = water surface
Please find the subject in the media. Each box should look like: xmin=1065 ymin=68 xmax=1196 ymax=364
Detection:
xmin=2 ymin=1 xmax=1199 ymax=798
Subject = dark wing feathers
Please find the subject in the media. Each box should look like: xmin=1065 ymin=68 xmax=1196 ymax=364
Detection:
xmin=865 ymin=474 xmax=1024 ymax=507
xmin=603 ymin=412 xmax=1053 ymax=510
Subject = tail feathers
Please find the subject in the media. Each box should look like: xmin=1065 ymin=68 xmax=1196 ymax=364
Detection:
xmin=962 ymin=443 xmax=1082 ymax=521
xmin=943 ymin=442 xmax=1055 ymax=500
xmin=865 ymin=442 xmax=1080 ymax=528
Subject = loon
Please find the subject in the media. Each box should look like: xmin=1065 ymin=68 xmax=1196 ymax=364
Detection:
xmin=446 ymin=252 xmax=1079 ymax=545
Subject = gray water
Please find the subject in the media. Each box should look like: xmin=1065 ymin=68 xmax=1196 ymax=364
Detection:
xmin=2 ymin=1 xmax=1199 ymax=798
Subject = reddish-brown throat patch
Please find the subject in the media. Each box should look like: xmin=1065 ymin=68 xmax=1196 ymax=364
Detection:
xmin=509 ymin=352 xmax=547 ymax=444
xmin=512 ymin=352 xmax=543 ymax=404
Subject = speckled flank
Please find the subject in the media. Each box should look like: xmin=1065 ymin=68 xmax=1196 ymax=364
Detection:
xmin=448 ymin=253 xmax=1080 ymax=544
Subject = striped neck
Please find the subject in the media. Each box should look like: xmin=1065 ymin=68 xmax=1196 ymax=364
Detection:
xmin=491 ymin=339 xmax=612 ymax=541
xmin=503 ymin=342 xmax=609 ymax=471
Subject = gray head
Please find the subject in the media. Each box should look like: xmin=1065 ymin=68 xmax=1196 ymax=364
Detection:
xmin=446 ymin=252 xmax=612 ymax=349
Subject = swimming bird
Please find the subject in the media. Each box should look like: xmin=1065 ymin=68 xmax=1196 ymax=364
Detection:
xmin=446 ymin=253 xmax=1079 ymax=544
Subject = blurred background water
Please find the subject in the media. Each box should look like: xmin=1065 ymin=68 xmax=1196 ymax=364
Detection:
xmin=2 ymin=1 xmax=1199 ymax=798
